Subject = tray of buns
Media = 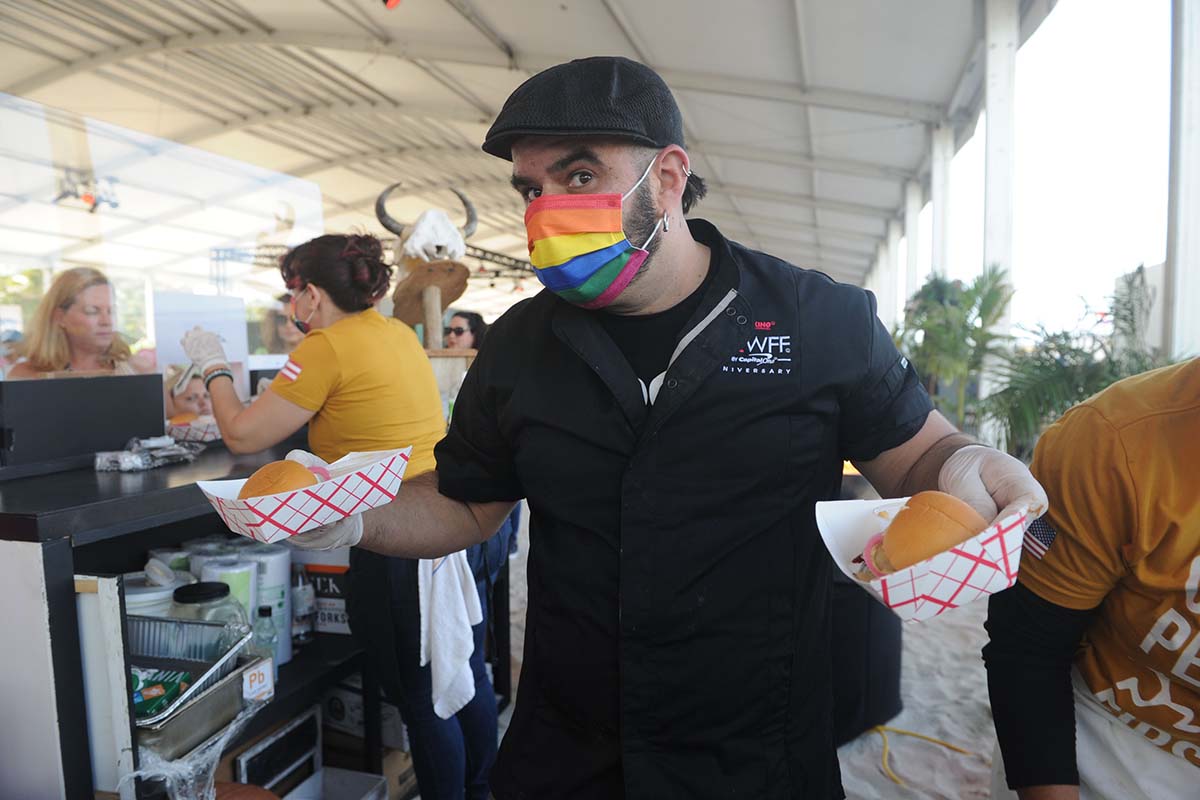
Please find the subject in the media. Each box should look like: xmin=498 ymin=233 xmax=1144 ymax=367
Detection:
xmin=815 ymin=492 xmax=1033 ymax=622
xmin=166 ymin=413 xmax=222 ymax=443
xmin=197 ymin=448 xmax=412 ymax=543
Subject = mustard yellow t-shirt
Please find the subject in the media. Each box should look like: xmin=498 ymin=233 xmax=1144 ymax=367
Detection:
xmin=269 ymin=308 xmax=445 ymax=476
xmin=1021 ymin=358 xmax=1200 ymax=768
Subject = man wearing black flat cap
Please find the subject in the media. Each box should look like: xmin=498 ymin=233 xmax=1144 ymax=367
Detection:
xmin=288 ymin=56 xmax=1047 ymax=800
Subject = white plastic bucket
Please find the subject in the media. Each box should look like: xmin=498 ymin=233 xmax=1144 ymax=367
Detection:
xmin=123 ymin=571 xmax=186 ymax=617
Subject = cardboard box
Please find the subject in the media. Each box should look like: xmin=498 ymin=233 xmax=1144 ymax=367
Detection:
xmin=816 ymin=497 xmax=1032 ymax=622
xmin=292 ymin=547 xmax=352 ymax=635
xmin=324 ymin=731 xmax=418 ymax=800
xmin=198 ymin=449 xmax=411 ymax=543
xmin=324 ymin=674 xmax=409 ymax=752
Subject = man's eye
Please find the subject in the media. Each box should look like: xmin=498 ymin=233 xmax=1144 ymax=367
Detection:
xmin=522 ymin=187 xmax=542 ymax=203
xmin=568 ymin=172 xmax=593 ymax=188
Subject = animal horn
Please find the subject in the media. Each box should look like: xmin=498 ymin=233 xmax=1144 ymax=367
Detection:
xmin=450 ymin=187 xmax=478 ymax=240
xmin=374 ymin=182 xmax=407 ymax=238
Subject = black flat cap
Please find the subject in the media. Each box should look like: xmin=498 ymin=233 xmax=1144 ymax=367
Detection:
xmin=482 ymin=56 xmax=685 ymax=161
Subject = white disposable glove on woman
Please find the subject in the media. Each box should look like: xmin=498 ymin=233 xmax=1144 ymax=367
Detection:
xmin=938 ymin=444 xmax=1049 ymax=527
xmin=180 ymin=326 xmax=229 ymax=375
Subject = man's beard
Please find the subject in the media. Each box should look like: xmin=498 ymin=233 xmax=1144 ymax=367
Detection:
xmin=621 ymin=178 xmax=662 ymax=291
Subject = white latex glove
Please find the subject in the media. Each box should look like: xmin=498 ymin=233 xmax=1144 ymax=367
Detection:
xmin=180 ymin=326 xmax=228 ymax=375
xmin=285 ymin=514 xmax=364 ymax=550
xmin=939 ymin=444 xmax=1049 ymax=527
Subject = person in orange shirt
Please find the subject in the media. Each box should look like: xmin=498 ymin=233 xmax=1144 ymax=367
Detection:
xmin=985 ymin=359 xmax=1200 ymax=800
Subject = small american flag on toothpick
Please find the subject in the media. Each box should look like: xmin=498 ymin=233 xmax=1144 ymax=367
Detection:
xmin=1023 ymin=515 xmax=1057 ymax=559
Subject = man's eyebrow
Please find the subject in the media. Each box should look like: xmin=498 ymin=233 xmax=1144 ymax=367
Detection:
xmin=510 ymin=147 xmax=605 ymax=190
xmin=548 ymin=147 xmax=603 ymax=174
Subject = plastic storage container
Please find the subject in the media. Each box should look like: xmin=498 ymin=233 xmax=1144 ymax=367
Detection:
xmin=283 ymin=768 xmax=387 ymax=800
xmin=170 ymin=582 xmax=248 ymax=626
xmin=123 ymin=571 xmax=190 ymax=617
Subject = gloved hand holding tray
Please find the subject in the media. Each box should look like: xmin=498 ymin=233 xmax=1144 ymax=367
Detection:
xmin=197 ymin=448 xmax=411 ymax=543
xmin=815 ymin=494 xmax=1034 ymax=622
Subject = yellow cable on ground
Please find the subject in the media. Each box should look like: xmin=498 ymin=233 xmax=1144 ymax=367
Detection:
xmin=869 ymin=725 xmax=978 ymax=786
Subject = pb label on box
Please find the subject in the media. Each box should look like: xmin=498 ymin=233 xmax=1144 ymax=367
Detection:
xmin=243 ymin=658 xmax=275 ymax=702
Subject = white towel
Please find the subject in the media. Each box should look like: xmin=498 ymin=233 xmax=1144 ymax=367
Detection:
xmin=418 ymin=550 xmax=483 ymax=719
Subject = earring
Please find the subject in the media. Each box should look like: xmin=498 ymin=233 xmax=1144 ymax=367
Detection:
xmin=663 ymin=211 xmax=671 ymax=232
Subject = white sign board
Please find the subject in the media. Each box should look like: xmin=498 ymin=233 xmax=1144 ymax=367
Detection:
xmin=153 ymin=292 xmax=250 ymax=398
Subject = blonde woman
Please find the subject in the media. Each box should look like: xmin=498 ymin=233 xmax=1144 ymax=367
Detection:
xmin=257 ymin=293 xmax=306 ymax=355
xmin=8 ymin=267 xmax=134 ymax=379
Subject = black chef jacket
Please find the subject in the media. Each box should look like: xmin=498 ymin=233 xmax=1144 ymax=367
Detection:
xmin=435 ymin=219 xmax=934 ymax=800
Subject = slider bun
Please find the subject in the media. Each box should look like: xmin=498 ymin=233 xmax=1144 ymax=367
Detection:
xmin=877 ymin=491 xmax=989 ymax=572
xmin=169 ymin=412 xmax=198 ymax=425
xmin=238 ymin=460 xmax=318 ymax=499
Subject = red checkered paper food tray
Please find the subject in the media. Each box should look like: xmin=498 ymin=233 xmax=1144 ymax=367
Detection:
xmin=166 ymin=416 xmax=221 ymax=443
xmin=815 ymin=496 xmax=1031 ymax=622
xmin=197 ymin=448 xmax=412 ymax=543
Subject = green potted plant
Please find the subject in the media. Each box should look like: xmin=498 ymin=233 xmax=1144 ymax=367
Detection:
xmin=980 ymin=266 xmax=1171 ymax=458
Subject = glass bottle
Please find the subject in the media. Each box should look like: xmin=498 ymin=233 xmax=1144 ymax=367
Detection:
xmin=251 ymin=605 xmax=279 ymax=679
xmin=291 ymin=564 xmax=316 ymax=646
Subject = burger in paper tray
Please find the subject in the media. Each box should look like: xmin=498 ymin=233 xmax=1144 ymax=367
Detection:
xmin=198 ymin=448 xmax=412 ymax=544
xmin=815 ymin=491 xmax=1032 ymax=622
xmin=166 ymin=412 xmax=222 ymax=443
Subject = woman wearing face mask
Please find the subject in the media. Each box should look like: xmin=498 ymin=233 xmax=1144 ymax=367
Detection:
xmin=179 ymin=233 xmax=445 ymax=459
xmin=182 ymin=234 xmax=500 ymax=800
xmin=8 ymin=267 xmax=136 ymax=379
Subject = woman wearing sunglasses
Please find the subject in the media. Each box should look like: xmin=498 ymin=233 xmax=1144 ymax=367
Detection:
xmin=444 ymin=311 xmax=487 ymax=350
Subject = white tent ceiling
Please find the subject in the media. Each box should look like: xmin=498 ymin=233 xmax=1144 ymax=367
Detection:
xmin=0 ymin=0 xmax=1056 ymax=319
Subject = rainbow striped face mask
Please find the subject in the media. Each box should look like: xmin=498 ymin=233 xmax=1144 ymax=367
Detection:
xmin=524 ymin=159 xmax=665 ymax=309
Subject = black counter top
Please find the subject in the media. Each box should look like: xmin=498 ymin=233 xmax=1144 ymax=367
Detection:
xmin=0 ymin=434 xmax=308 ymax=545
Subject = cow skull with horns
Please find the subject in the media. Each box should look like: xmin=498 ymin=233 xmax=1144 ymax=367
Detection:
xmin=375 ymin=183 xmax=478 ymax=262
xmin=375 ymin=184 xmax=478 ymax=341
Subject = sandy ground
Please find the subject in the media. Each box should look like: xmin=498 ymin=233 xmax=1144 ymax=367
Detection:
xmin=837 ymin=602 xmax=995 ymax=799
xmin=499 ymin=507 xmax=996 ymax=798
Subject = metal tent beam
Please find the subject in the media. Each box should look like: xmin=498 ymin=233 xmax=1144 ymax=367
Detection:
xmin=694 ymin=142 xmax=916 ymax=183
xmin=172 ymin=98 xmax=490 ymax=144
xmin=287 ymin=144 xmax=489 ymax=178
xmin=4 ymin=30 xmax=945 ymax=123
xmin=720 ymin=184 xmax=895 ymax=221
xmin=696 ymin=210 xmax=882 ymax=246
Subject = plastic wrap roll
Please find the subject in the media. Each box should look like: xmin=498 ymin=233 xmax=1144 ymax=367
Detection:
xmin=200 ymin=559 xmax=259 ymax=620
xmin=186 ymin=543 xmax=239 ymax=579
xmin=182 ymin=535 xmax=234 ymax=551
xmin=240 ymin=544 xmax=293 ymax=666
xmin=147 ymin=547 xmax=191 ymax=572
